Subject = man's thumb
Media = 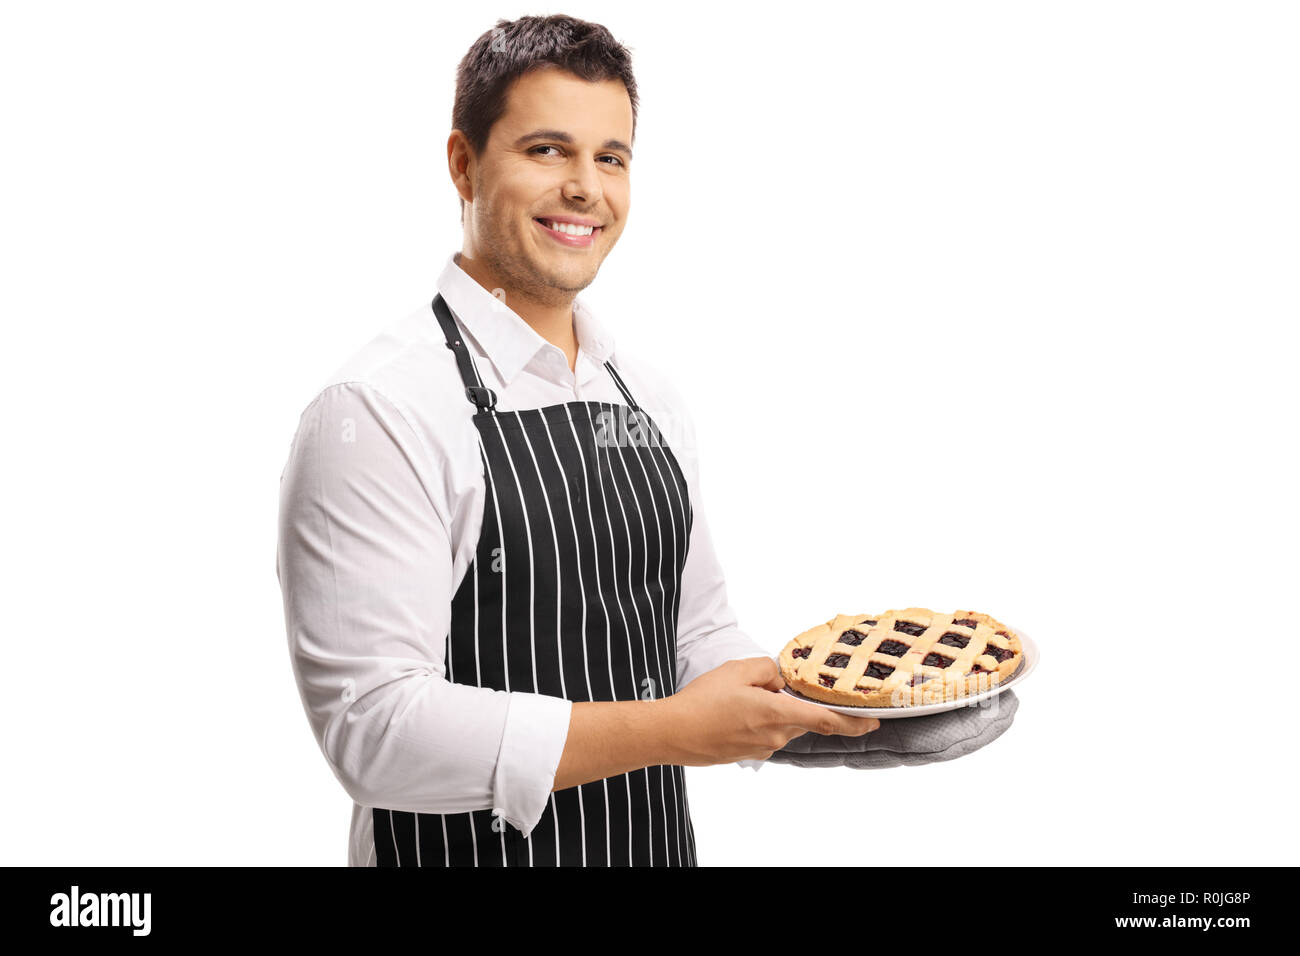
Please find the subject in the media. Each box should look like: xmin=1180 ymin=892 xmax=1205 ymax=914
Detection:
xmin=733 ymin=655 xmax=783 ymax=688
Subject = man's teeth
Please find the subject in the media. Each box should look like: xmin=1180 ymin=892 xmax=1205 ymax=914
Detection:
xmin=541 ymin=219 xmax=595 ymax=236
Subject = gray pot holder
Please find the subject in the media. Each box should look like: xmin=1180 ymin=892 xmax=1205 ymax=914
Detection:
xmin=764 ymin=690 xmax=1019 ymax=769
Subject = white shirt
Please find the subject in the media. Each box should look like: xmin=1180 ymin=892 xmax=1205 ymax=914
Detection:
xmin=276 ymin=252 xmax=769 ymax=866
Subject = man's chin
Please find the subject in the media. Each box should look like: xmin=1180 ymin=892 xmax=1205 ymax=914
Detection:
xmin=532 ymin=259 xmax=599 ymax=294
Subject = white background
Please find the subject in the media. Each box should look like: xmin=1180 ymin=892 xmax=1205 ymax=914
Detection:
xmin=2 ymin=0 xmax=1295 ymax=866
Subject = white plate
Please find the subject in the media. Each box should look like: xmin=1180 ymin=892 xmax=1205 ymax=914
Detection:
xmin=780 ymin=626 xmax=1039 ymax=719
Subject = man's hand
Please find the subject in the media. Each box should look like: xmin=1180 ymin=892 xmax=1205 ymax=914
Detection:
xmin=552 ymin=656 xmax=879 ymax=791
xmin=659 ymin=656 xmax=879 ymax=765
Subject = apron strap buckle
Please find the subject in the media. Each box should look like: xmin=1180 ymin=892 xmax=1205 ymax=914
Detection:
xmin=465 ymin=384 xmax=498 ymax=410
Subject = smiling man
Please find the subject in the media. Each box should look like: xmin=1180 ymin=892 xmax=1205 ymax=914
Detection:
xmin=276 ymin=13 xmax=877 ymax=868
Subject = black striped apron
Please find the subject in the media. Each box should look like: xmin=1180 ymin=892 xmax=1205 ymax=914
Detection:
xmin=372 ymin=293 xmax=698 ymax=866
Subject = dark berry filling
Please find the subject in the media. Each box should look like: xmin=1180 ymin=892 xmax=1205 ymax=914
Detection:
xmin=938 ymin=631 xmax=971 ymax=649
xmin=824 ymin=653 xmax=851 ymax=668
xmin=894 ymin=621 xmax=927 ymax=637
xmin=996 ymin=630 xmax=1011 ymax=638
xmin=970 ymin=662 xmax=987 ymax=673
xmin=819 ymin=675 xmax=836 ymax=688
xmin=859 ymin=618 xmax=878 ymax=626
xmin=922 ymin=652 xmax=955 ymax=668
xmin=792 ymin=647 xmax=810 ymax=659
xmin=952 ymin=618 xmax=979 ymax=628
xmin=865 ymin=662 xmax=895 ymax=680
xmin=983 ymin=644 xmax=1015 ymax=663
xmin=876 ymin=639 xmax=911 ymax=657
xmin=839 ymin=629 xmax=866 ymax=646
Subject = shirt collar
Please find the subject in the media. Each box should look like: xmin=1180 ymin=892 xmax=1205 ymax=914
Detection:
xmin=434 ymin=252 xmax=616 ymax=387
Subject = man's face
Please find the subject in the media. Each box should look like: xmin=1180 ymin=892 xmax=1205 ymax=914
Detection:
xmin=461 ymin=66 xmax=632 ymax=301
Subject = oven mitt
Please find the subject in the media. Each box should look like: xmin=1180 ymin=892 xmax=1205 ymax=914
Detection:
xmin=762 ymin=690 xmax=1019 ymax=769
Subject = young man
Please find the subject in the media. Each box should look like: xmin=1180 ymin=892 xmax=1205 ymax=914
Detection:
xmin=276 ymin=14 xmax=877 ymax=868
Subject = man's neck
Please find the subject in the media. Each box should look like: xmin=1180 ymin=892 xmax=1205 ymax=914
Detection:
xmin=455 ymin=252 xmax=578 ymax=372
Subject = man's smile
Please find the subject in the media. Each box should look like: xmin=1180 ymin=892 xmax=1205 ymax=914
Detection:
xmin=533 ymin=215 xmax=604 ymax=248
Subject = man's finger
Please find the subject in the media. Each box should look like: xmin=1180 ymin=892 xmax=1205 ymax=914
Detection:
xmin=773 ymin=695 xmax=880 ymax=735
xmin=827 ymin=713 xmax=880 ymax=735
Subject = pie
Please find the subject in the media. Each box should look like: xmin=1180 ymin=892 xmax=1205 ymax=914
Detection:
xmin=779 ymin=608 xmax=1023 ymax=707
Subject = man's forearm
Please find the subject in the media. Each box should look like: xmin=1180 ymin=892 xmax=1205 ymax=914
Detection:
xmin=551 ymin=699 xmax=680 ymax=792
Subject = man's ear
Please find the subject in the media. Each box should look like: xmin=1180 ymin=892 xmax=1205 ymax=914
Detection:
xmin=448 ymin=129 xmax=475 ymax=212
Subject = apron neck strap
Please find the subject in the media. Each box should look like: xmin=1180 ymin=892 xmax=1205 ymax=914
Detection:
xmin=433 ymin=292 xmax=644 ymax=413
xmin=602 ymin=359 xmax=640 ymax=411
xmin=433 ymin=294 xmax=497 ymax=411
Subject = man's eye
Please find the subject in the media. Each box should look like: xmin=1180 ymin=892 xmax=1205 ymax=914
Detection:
xmin=529 ymin=145 xmax=624 ymax=167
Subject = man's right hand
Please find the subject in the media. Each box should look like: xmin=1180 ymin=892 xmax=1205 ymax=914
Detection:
xmin=659 ymin=656 xmax=880 ymax=765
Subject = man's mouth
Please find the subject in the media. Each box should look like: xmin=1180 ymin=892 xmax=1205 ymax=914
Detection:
xmin=534 ymin=217 xmax=603 ymax=248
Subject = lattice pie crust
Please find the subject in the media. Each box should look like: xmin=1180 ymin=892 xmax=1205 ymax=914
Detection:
xmin=779 ymin=608 xmax=1023 ymax=707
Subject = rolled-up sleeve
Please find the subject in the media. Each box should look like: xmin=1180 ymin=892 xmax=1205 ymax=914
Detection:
xmin=276 ymin=381 xmax=571 ymax=837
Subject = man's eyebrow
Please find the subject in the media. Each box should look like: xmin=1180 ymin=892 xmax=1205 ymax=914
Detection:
xmin=514 ymin=129 xmax=632 ymax=160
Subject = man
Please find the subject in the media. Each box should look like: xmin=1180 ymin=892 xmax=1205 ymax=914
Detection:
xmin=276 ymin=13 xmax=877 ymax=868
